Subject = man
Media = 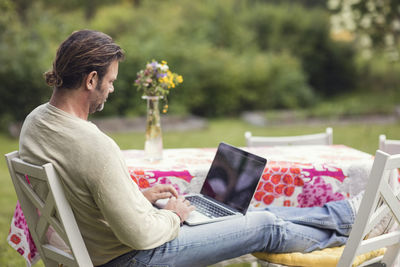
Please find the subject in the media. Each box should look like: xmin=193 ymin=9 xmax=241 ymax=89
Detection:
xmin=20 ymin=30 xmax=367 ymax=267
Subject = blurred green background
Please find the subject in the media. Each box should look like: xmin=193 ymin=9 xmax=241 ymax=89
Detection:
xmin=1 ymin=0 xmax=400 ymax=266
xmin=1 ymin=0 xmax=399 ymax=129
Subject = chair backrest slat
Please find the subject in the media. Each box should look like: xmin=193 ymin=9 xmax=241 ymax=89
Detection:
xmin=14 ymin=171 xmax=46 ymax=211
xmin=245 ymin=127 xmax=333 ymax=147
xmin=358 ymin=231 xmax=400 ymax=255
xmin=379 ymin=134 xmax=400 ymax=156
xmin=42 ymin=244 xmax=77 ymax=266
xmin=12 ymin=158 xmax=48 ymax=181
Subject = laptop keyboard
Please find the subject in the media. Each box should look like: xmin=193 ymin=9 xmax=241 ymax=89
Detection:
xmin=186 ymin=196 xmax=235 ymax=218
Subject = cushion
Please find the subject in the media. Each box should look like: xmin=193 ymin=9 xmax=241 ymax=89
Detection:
xmin=253 ymin=246 xmax=386 ymax=267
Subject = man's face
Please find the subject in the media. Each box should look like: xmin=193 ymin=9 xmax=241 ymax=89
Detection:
xmin=89 ymin=60 xmax=119 ymax=114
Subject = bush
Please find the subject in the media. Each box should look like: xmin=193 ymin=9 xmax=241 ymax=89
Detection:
xmin=243 ymin=3 xmax=357 ymax=96
xmin=0 ymin=0 xmax=363 ymax=126
xmin=0 ymin=1 xmax=84 ymax=129
xmin=356 ymin=53 xmax=400 ymax=93
xmin=94 ymin=1 xmax=316 ymax=117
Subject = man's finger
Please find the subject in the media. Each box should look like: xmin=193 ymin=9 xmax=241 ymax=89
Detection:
xmin=157 ymin=185 xmax=178 ymax=197
xmin=159 ymin=192 xmax=172 ymax=199
xmin=165 ymin=185 xmax=178 ymax=198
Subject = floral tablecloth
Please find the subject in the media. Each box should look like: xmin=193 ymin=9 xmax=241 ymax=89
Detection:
xmin=124 ymin=145 xmax=390 ymax=208
xmin=9 ymin=145 xmax=400 ymax=265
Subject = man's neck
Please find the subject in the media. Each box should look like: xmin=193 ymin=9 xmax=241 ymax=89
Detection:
xmin=49 ymin=88 xmax=90 ymax=120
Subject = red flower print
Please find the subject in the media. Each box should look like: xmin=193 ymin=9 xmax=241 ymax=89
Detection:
xmin=284 ymin=200 xmax=291 ymax=206
xmin=271 ymin=174 xmax=281 ymax=185
xmin=254 ymin=191 xmax=266 ymax=201
xmin=262 ymin=173 xmax=270 ymax=181
xmin=138 ymin=178 xmax=150 ymax=188
xmin=263 ymin=195 xmax=275 ymax=205
xmin=275 ymin=184 xmax=285 ymax=194
xmin=10 ymin=234 xmax=21 ymax=244
xmin=257 ymin=182 xmax=264 ymax=190
xmin=263 ymin=182 xmax=274 ymax=193
xmin=134 ymin=170 xmax=145 ymax=175
xmin=283 ymin=174 xmax=293 ymax=185
xmin=130 ymin=175 xmax=138 ymax=184
xmin=17 ymin=248 xmax=25 ymax=256
xmin=290 ymin=167 xmax=300 ymax=174
xmin=294 ymin=177 xmax=304 ymax=186
xmin=284 ymin=186 xmax=295 ymax=196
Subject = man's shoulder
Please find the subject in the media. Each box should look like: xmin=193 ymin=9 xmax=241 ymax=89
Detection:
xmin=24 ymin=103 xmax=48 ymax=120
xmin=22 ymin=103 xmax=116 ymax=151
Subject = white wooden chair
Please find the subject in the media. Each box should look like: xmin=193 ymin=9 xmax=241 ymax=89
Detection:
xmin=255 ymin=150 xmax=400 ymax=267
xmin=379 ymin=134 xmax=400 ymax=155
xmin=244 ymin=127 xmax=333 ymax=147
xmin=337 ymin=149 xmax=400 ymax=266
xmin=5 ymin=151 xmax=93 ymax=267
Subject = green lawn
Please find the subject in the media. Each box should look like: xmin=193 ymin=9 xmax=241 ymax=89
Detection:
xmin=1 ymin=118 xmax=400 ymax=266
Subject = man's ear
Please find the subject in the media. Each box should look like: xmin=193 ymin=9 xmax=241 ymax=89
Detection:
xmin=85 ymin=71 xmax=98 ymax=91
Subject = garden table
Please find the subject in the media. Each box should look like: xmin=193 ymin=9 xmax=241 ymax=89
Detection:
xmin=8 ymin=145 xmax=400 ymax=265
xmin=124 ymin=144 xmax=392 ymax=208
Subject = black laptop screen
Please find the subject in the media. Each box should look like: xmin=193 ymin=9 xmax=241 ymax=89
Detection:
xmin=200 ymin=142 xmax=267 ymax=214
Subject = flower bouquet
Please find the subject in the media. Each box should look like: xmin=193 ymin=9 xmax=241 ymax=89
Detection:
xmin=135 ymin=60 xmax=183 ymax=113
xmin=134 ymin=60 xmax=183 ymax=161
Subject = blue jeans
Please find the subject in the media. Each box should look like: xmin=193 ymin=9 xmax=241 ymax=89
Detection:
xmin=98 ymin=199 xmax=355 ymax=267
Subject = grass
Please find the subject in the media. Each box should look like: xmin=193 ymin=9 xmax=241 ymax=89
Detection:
xmin=110 ymin=118 xmax=400 ymax=154
xmin=1 ymin=118 xmax=400 ymax=266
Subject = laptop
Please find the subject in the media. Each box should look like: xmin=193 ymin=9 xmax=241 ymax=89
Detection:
xmin=156 ymin=142 xmax=267 ymax=225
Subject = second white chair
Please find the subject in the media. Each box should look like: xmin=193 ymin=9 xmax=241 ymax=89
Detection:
xmin=245 ymin=127 xmax=333 ymax=147
xmin=379 ymin=134 xmax=400 ymax=155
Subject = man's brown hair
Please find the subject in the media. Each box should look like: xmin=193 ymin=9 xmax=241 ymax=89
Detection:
xmin=45 ymin=30 xmax=125 ymax=90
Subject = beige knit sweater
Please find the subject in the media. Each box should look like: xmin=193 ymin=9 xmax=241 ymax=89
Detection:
xmin=19 ymin=103 xmax=180 ymax=265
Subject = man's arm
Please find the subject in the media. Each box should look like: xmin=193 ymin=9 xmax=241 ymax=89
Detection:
xmin=88 ymin=142 xmax=182 ymax=250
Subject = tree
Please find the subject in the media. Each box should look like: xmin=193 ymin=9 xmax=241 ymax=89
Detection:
xmin=329 ymin=0 xmax=400 ymax=60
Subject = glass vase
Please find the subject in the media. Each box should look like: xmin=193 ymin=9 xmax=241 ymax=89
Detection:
xmin=142 ymin=96 xmax=163 ymax=161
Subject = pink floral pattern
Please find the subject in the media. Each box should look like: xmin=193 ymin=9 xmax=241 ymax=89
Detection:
xmin=7 ymin=202 xmax=39 ymax=266
xmin=297 ymin=176 xmax=345 ymax=207
xmin=128 ymin=168 xmax=194 ymax=195
xmin=252 ymin=161 xmax=347 ymax=208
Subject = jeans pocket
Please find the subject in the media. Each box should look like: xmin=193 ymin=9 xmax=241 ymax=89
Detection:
xmin=129 ymin=258 xmax=169 ymax=267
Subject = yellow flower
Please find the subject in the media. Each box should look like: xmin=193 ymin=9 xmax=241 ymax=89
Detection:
xmin=161 ymin=60 xmax=167 ymax=65
xmin=162 ymin=104 xmax=168 ymax=113
xmin=176 ymin=75 xmax=183 ymax=83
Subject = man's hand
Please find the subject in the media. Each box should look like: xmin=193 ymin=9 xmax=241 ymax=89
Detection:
xmin=142 ymin=184 xmax=179 ymax=204
xmin=164 ymin=196 xmax=195 ymax=223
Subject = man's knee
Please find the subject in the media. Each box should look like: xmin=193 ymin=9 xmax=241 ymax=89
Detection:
xmin=246 ymin=211 xmax=279 ymax=228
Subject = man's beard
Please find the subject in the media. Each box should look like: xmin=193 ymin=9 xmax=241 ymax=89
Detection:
xmin=96 ymin=102 xmax=104 ymax=112
xmin=94 ymin=80 xmax=106 ymax=112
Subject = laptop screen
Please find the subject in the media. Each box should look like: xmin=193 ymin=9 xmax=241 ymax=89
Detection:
xmin=200 ymin=142 xmax=267 ymax=214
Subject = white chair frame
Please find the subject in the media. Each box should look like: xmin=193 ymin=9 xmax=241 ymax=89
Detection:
xmin=5 ymin=151 xmax=93 ymax=267
xmin=379 ymin=134 xmax=400 ymax=155
xmin=337 ymin=150 xmax=400 ymax=266
xmin=245 ymin=127 xmax=333 ymax=147
xmin=258 ymin=150 xmax=400 ymax=267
